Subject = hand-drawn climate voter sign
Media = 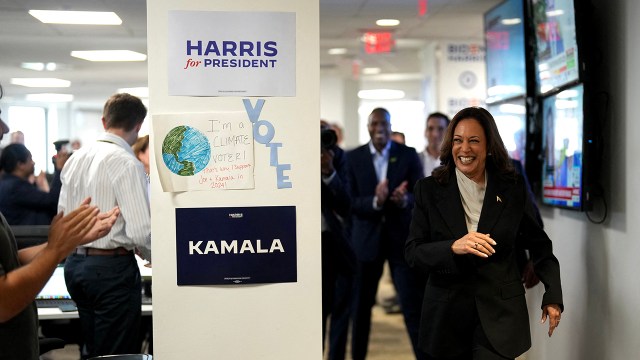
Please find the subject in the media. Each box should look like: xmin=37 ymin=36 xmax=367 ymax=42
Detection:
xmin=153 ymin=112 xmax=254 ymax=192
xmin=175 ymin=206 xmax=297 ymax=285
xmin=168 ymin=11 xmax=296 ymax=97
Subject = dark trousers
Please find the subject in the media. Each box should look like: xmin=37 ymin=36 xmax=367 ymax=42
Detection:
xmin=65 ymin=253 xmax=141 ymax=359
xmin=322 ymin=231 xmax=354 ymax=360
xmin=425 ymin=316 xmax=514 ymax=360
xmin=327 ymin=272 xmax=353 ymax=360
xmin=351 ymin=235 xmax=426 ymax=360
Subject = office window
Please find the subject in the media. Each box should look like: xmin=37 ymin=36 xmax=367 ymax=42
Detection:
xmin=7 ymin=106 xmax=49 ymax=173
xmin=358 ymin=100 xmax=426 ymax=150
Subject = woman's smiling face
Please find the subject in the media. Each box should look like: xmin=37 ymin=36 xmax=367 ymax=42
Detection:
xmin=452 ymin=118 xmax=487 ymax=183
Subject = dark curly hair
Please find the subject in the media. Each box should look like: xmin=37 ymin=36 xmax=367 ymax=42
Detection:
xmin=0 ymin=143 xmax=31 ymax=174
xmin=433 ymin=107 xmax=515 ymax=184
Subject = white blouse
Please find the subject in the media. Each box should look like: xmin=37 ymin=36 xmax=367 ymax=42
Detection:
xmin=455 ymin=167 xmax=487 ymax=233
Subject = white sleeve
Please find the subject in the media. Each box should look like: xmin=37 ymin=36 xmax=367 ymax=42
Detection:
xmin=113 ymin=160 xmax=152 ymax=258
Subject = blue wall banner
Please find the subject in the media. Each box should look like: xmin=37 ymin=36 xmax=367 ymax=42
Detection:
xmin=176 ymin=206 xmax=297 ymax=285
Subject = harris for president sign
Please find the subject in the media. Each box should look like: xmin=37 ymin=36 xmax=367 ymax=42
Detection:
xmin=168 ymin=11 xmax=296 ymax=97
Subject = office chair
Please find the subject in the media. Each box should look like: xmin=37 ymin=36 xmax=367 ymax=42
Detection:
xmin=87 ymin=355 xmax=152 ymax=360
xmin=38 ymin=337 xmax=66 ymax=355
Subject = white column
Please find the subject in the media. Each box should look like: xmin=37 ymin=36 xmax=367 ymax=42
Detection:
xmin=147 ymin=1 xmax=321 ymax=359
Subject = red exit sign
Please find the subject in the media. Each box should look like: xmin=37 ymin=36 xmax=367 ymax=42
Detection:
xmin=363 ymin=32 xmax=395 ymax=54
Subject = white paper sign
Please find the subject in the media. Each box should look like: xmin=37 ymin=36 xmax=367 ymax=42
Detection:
xmin=168 ymin=11 xmax=296 ymax=97
xmin=438 ymin=42 xmax=487 ymax=117
xmin=153 ymin=112 xmax=255 ymax=192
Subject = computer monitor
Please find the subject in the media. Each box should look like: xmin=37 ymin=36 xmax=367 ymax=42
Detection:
xmin=11 ymin=225 xmax=49 ymax=250
xmin=36 ymin=264 xmax=72 ymax=301
xmin=541 ymin=83 xmax=584 ymax=209
xmin=531 ymin=0 xmax=580 ymax=94
xmin=484 ymin=0 xmax=527 ymax=103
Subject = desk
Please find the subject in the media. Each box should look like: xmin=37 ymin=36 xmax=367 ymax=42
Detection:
xmin=38 ymin=305 xmax=152 ymax=320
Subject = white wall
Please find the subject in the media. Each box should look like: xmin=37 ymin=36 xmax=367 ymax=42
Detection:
xmin=147 ymin=1 xmax=321 ymax=359
xmin=320 ymin=73 xmax=359 ymax=148
xmin=525 ymin=1 xmax=640 ymax=358
xmin=419 ymin=42 xmax=438 ymax=117
xmin=70 ymin=109 xmax=103 ymax=145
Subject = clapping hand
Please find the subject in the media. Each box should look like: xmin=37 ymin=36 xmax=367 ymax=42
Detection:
xmin=389 ymin=180 xmax=408 ymax=207
xmin=84 ymin=206 xmax=119 ymax=243
xmin=78 ymin=197 xmax=120 ymax=243
xmin=47 ymin=197 xmax=120 ymax=258
xmin=375 ymin=179 xmax=389 ymax=207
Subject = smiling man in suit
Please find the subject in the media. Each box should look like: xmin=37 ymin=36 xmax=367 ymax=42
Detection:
xmin=346 ymin=108 xmax=426 ymax=360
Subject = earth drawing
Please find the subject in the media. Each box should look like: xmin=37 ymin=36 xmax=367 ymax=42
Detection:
xmin=162 ymin=126 xmax=211 ymax=176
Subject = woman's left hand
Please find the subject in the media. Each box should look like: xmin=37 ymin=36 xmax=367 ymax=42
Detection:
xmin=541 ymin=303 xmax=562 ymax=337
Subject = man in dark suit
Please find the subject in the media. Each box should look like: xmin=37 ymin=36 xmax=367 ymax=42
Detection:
xmin=346 ymin=108 xmax=426 ymax=360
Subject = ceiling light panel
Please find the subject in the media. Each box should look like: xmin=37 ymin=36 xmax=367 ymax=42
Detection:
xmin=29 ymin=10 xmax=122 ymax=25
xmin=11 ymin=78 xmax=71 ymax=87
xmin=376 ymin=19 xmax=400 ymax=27
xmin=21 ymin=62 xmax=60 ymax=71
xmin=328 ymin=48 xmax=348 ymax=55
xmin=21 ymin=62 xmax=45 ymax=71
xmin=71 ymin=50 xmax=147 ymax=62
xmin=26 ymin=93 xmax=74 ymax=102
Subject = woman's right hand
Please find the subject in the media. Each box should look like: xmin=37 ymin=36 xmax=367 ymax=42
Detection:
xmin=451 ymin=232 xmax=496 ymax=258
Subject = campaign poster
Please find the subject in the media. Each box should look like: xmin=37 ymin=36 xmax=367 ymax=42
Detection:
xmin=175 ymin=206 xmax=297 ymax=285
xmin=153 ymin=111 xmax=255 ymax=192
xmin=168 ymin=11 xmax=296 ymax=96
xmin=439 ymin=42 xmax=487 ymax=117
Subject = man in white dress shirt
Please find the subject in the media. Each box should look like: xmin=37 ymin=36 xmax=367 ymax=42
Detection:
xmin=59 ymin=93 xmax=151 ymax=358
xmin=418 ymin=112 xmax=450 ymax=177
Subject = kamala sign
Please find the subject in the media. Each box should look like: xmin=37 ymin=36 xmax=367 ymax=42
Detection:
xmin=175 ymin=206 xmax=297 ymax=285
xmin=168 ymin=11 xmax=296 ymax=97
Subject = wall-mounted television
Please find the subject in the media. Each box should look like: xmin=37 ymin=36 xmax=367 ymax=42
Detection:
xmin=532 ymin=0 xmax=580 ymax=94
xmin=541 ymin=83 xmax=584 ymax=209
xmin=486 ymin=98 xmax=527 ymax=166
xmin=484 ymin=0 xmax=527 ymax=103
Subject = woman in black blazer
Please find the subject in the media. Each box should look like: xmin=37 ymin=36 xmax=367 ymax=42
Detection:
xmin=405 ymin=107 xmax=563 ymax=360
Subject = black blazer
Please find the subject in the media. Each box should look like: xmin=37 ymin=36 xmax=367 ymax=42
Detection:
xmin=346 ymin=141 xmax=423 ymax=262
xmin=0 ymin=172 xmax=61 ymax=225
xmin=321 ymin=146 xmax=355 ymax=273
xmin=405 ymin=170 xmax=563 ymax=358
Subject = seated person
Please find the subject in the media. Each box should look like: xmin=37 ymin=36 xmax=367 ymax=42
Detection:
xmin=0 ymin=144 xmax=68 ymax=225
